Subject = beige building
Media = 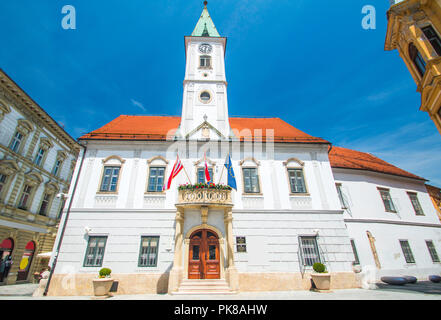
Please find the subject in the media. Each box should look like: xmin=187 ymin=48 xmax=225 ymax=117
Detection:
xmin=0 ymin=69 xmax=81 ymax=285
xmin=385 ymin=0 xmax=441 ymax=134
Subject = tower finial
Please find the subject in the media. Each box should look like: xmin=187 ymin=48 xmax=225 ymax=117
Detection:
xmin=204 ymin=1 xmax=208 ymax=7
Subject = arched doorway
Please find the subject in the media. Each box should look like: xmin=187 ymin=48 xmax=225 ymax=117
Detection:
xmin=188 ymin=229 xmax=220 ymax=279
xmin=0 ymin=238 xmax=14 ymax=282
xmin=17 ymin=241 xmax=36 ymax=281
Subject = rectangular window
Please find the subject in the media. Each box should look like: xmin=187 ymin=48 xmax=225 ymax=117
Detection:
xmin=52 ymin=160 xmax=62 ymax=176
xmin=197 ymin=167 xmax=213 ymax=184
xmin=84 ymin=236 xmax=107 ymax=267
xmin=350 ymin=239 xmax=360 ymax=265
xmin=57 ymin=198 xmax=65 ymax=220
xmin=38 ymin=193 xmax=51 ymax=216
xmin=100 ymin=166 xmax=120 ymax=192
xmin=399 ymin=240 xmax=415 ymax=264
xmin=236 ymin=237 xmax=247 ymax=253
xmin=426 ymin=240 xmax=440 ymax=263
xmin=200 ymin=56 xmax=211 ymax=68
xmin=243 ymin=168 xmax=260 ymax=193
xmin=408 ymin=192 xmax=424 ymax=216
xmin=18 ymin=185 xmax=32 ymax=210
xmin=378 ymin=188 xmax=397 ymax=213
xmin=336 ymin=183 xmax=348 ymax=209
xmin=288 ymin=169 xmax=307 ymax=193
xmin=9 ymin=131 xmax=23 ymax=153
xmin=422 ymin=25 xmax=441 ymax=56
xmin=138 ymin=236 xmax=159 ymax=267
xmin=299 ymin=236 xmax=321 ymax=266
xmin=0 ymin=174 xmax=7 ymax=195
xmin=34 ymin=148 xmax=45 ymax=166
xmin=147 ymin=167 xmax=165 ymax=192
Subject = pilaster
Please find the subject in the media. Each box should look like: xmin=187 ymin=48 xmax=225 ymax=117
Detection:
xmin=168 ymin=208 xmax=185 ymax=293
xmin=224 ymin=208 xmax=238 ymax=291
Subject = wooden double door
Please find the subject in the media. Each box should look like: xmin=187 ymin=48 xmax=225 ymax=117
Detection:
xmin=188 ymin=229 xmax=220 ymax=279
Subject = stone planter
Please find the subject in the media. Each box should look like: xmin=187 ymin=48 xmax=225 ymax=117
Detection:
xmin=92 ymin=278 xmax=114 ymax=297
xmin=311 ymin=273 xmax=331 ymax=291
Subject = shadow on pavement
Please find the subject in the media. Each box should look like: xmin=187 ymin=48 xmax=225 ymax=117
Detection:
xmin=376 ymin=281 xmax=441 ymax=295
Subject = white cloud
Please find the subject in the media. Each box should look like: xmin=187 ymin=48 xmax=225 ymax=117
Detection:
xmin=131 ymin=98 xmax=146 ymax=112
xmin=334 ymin=121 xmax=441 ymax=187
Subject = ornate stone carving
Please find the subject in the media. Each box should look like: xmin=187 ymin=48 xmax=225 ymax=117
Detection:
xmin=177 ymin=189 xmax=232 ymax=206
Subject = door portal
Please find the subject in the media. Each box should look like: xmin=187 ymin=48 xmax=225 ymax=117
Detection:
xmin=188 ymin=229 xmax=220 ymax=279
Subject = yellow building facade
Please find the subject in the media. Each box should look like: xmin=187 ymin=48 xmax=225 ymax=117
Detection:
xmin=0 ymin=69 xmax=81 ymax=285
xmin=385 ymin=0 xmax=441 ymax=134
xmin=426 ymin=184 xmax=441 ymax=221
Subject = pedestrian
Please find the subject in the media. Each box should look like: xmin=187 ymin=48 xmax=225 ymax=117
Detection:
xmin=3 ymin=255 xmax=12 ymax=281
xmin=0 ymin=256 xmax=5 ymax=282
xmin=40 ymin=266 xmax=51 ymax=280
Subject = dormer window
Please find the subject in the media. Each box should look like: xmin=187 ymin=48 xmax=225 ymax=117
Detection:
xmin=409 ymin=43 xmax=426 ymax=77
xmin=200 ymin=55 xmax=211 ymax=68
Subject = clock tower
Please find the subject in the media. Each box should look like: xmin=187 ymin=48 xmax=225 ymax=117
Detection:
xmin=177 ymin=1 xmax=231 ymax=140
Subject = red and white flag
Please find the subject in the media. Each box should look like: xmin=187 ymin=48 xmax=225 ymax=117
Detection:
xmin=204 ymin=152 xmax=211 ymax=183
xmin=164 ymin=155 xmax=183 ymax=190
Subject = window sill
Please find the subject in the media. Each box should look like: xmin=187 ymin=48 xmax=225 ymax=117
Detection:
xmin=96 ymin=192 xmax=119 ymax=195
xmin=403 ymin=263 xmax=416 ymax=267
xmin=289 ymin=193 xmax=310 ymax=197
xmin=242 ymin=193 xmax=263 ymax=196
xmin=144 ymin=192 xmax=166 ymax=196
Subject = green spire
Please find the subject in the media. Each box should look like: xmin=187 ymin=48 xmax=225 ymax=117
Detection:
xmin=191 ymin=2 xmax=220 ymax=37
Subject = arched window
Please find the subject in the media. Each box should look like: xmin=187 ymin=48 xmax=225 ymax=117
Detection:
xmin=409 ymin=43 xmax=426 ymax=77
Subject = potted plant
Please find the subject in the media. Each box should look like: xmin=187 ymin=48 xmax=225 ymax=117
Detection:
xmin=92 ymin=268 xmax=114 ymax=297
xmin=311 ymin=262 xmax=331 ymax=291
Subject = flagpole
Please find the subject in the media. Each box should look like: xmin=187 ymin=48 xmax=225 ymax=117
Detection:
xmin=218 ymin=154 xmax=227 ymax=184
xmin=182 ymin=162 xmax=192 ymax=184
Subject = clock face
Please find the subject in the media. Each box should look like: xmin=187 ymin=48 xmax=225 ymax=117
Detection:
xmin=199 ymin=43 xmax=212 ymax=54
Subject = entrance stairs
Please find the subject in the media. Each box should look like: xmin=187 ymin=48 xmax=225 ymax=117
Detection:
xmin=171 ymin=279 xmax=237 ymax=295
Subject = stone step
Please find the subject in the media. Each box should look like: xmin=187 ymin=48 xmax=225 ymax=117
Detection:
xmin=171 ymin=279 xmax=237 ymax=295
xmin=172 ymin=290 xmax=237 ymax=295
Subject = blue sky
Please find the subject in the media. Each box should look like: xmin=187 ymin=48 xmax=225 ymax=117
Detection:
xmin=1 ymin=0 xmax=440 ymax=187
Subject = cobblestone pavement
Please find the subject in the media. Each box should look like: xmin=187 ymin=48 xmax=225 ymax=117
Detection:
xmin=0 ymin=282 xmax=440 ymax=300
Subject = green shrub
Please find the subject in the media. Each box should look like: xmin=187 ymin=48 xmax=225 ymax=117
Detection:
xmin=313 ymin=262 xmax=326 ymax=273
xmin=99 ymin=268 xmax=112 ymax=278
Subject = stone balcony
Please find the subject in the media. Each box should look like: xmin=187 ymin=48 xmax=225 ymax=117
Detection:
xmin=176 ymin=188 xmax=233 ymax=208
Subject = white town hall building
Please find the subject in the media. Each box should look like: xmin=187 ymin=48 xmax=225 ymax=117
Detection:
xmin=46 ymin=3 xmax=441 ymax=296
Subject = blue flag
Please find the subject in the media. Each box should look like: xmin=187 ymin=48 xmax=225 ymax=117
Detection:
xmin=224 ymin=154 xmax=237 ymax=190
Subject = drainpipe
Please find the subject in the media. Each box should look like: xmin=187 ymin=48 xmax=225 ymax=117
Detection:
xmin=44 ymin=141 xmax=87 ymax=296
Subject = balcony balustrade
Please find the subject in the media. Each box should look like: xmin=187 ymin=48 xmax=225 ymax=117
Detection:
xmin=177 ymin=188 xmax=232 ymax=207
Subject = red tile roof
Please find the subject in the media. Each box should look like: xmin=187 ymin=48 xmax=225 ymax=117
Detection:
xmin=80 ymin=116 xmax=424 ymax=181
xmin=79 ymin=115 xmax=329 ymax=144
xmin=329 ymin=146 xmax=425 ymax=181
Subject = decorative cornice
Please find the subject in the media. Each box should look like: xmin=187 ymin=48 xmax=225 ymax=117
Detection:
xmin=102 ymin=155 xmax=126 ymax=164
xmin=239 ymin=157 xmax=260 ymax=167
xmin=147 ymin=155 xmax=169 ymax=165
xmin=283 ymin=157 xmax=305 ymax=167
xmin=344 ymin=218 xmax=441 ymax=228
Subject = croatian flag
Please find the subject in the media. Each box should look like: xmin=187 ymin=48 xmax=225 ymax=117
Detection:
xmin=164 ymin=155 xmax=183 ymax=190
xmin=204 ymin=152 xmax=211 ymax=183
